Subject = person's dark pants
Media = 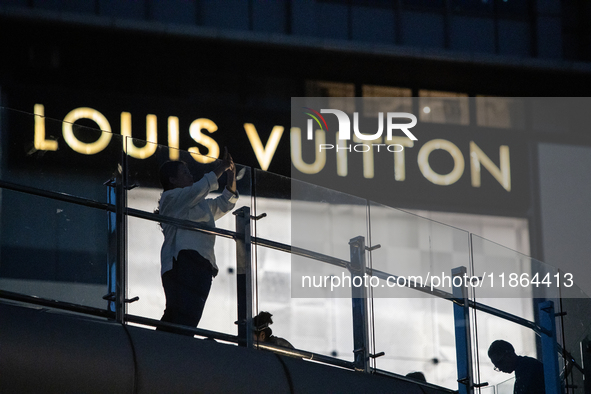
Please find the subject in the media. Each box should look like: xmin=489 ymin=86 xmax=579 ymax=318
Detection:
xmin=158 ymin=249 xmax=216 ymax=334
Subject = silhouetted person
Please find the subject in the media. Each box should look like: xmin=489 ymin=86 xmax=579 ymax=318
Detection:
xmin=157 ymin=149 xmax=237 ymax=332
xmin=253 ymin=311 xmax=294 ymax=349
xmin=488 ymin=340 xmax=545 ymax=394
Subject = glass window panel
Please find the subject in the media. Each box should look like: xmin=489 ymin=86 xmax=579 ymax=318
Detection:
xmin=450 ymin=16 xmax=495 ymax=53
xmin=498 ymin=20 xmax=530 ymax=57
xmin=451 ymin=0 xmax=493 ymax=13
xmin=476 ymin=96 xmax=525 ymax=130
xmin=351 ymin=5 xmax=395 ymax=44
xmin=401 ymin=11 xmax=445 ymax=48
xmin=419 ymin=90 xmax=470 ymax=125
xmin=362 ymin=85 xmax=412 ymax=117
xmin=316 ymin=2 xmax=349 ymax=40
xmin=202 ymin=0 xmax=249 ymax=30
xmin=495 ymin=0 xmax=530 ymax=16
xmin=305 ymin=81 xmax=356 ymax=113
xmin=401 ymin=0 xmax=445 ymax=9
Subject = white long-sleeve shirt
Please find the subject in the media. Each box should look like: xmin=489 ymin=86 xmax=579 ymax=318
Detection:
xmin=159 ymin=171 xmax=238 ymax=276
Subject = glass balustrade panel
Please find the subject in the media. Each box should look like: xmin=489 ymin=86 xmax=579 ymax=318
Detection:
xmin=0 ymin=189 xmax=110 ymax=309
xmin=368 ymin=201 xmax=470 ymax=390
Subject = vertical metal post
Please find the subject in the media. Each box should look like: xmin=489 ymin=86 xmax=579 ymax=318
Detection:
xmin=452 ymin=266 xmax=473 ymax=394
xmin=235 ymin=206 xmax=253 ymax=348
xmin=106 ymin=185 xmax=116 ymax=313
xmin=115 ymin=145 xmax=128 ymax=323
xmin=582 ymin=337 xmax=591 ymax=394
xmin=539 ymin=301 xmax=562 ymax=394
xmin=349 ymin=236 xmax=369 ymax=373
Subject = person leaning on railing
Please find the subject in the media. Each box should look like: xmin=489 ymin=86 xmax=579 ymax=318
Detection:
xmin=156 ymin=148 xmax=238 ymax=333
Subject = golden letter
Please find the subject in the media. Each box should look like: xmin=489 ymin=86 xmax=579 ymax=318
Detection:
xmin=63 ymin=108 xmax=112 ymax=155
xmin=352 ymin=134 xmax=382 ymax=179
xmin=168 ymin=116 xmax=180 ymax=161
xmin=189 ymin=118 xmax=220 ymax=164
xmin=418 ymin=139 xmax=464 ymax=186
xmin=244 ymin=123 xmax=284 ymax=171
xmin=470 ymin=141 xmax=511 ymax=192
xmin=34 ymin=104 xmax=58 ymax=151
xmin=120 ymin=112 xmax=158 ymax=159
xmin=387 ymin=137 xmax=414 ymax=181
xmin=290 ymin=127 xmax=326 ymax=174
xmin=336 ymin=137 xmax=348 ymax=177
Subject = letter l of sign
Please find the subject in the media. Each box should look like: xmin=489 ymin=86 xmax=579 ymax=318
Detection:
xmin=244 ymin=123 xmax=284 ymax=171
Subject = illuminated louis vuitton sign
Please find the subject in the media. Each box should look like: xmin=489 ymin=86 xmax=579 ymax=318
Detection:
xmin=32 ymin=104 xmax=511 ymax=192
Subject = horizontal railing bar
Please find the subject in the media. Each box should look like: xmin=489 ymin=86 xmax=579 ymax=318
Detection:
xmin=0 ymin=289 xmax=242 ymax=343
xmin=370 ymin=268 xmax=455 ymax=299
xmin=252 ymin=236 xmax=350 ymax=269
xmin=126 ymin=207 xmax=237 ymax=240
xmin=0 ymin=180 xmax=239 ymax=240
xmin=0 ymin=179 xmax=115 ymax=212
xmin=468 ymin=299 xmax=545 ymax=335
xmin=255 ymin=342 xmax=356 ymax=369
xmin=125 ymin=314 xmax=243 ymax=343
xmin=0 ymin=289 xmax=114 ymax=319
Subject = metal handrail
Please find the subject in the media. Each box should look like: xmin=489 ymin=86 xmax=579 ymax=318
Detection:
xmin=0 ymin=289 xmax=114 ymax=319
xmin=255 ymin=342 xmax=356 ymax=369
xmin=0 ymin=179 xmax=546 ymax=330
xmin=0 ymin=179 xmax=115 ymax=212
xmin=0 ymin=177 xmax=566 ymax=380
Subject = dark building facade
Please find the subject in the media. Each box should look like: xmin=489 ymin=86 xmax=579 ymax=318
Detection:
xmin=1 ymin=1 xmax=591 ymax=392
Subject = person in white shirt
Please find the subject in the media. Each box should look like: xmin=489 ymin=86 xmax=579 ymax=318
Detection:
xmin=157 ymin=149 xmax=238 ymax=332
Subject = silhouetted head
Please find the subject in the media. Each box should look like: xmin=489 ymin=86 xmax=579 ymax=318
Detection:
xmin=253 ymin=311 xmax=273 ymax=342
xmin=406 ymin=371 xmax=426 ymax=382
xmin=488 ymin=340 xmax=518 ymax=373
xmin=159 ymin=161 xmax=192 ymax=191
